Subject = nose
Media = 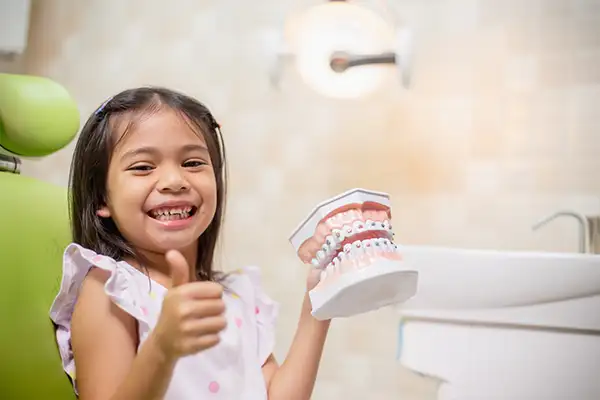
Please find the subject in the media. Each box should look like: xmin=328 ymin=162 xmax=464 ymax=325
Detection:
xmin=157 ymin=165 xmax=189 ymax=193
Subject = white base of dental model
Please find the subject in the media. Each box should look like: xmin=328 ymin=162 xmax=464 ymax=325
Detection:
xmin=309 ymin=259 xmax=418 ymax=320
xmin=289 ymin=188 xmax=419 ymax=320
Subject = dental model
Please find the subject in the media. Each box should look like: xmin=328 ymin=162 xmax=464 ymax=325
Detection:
xmin=289 ymin=188 xmax=418 ymax=320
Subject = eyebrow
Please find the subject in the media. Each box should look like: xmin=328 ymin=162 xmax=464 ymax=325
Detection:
xmin=121 ymin=144 xmax=209 ymax=160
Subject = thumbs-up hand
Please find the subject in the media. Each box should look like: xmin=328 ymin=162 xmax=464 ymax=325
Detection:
xmin=152 ymin=250 xmax=227 ymax=360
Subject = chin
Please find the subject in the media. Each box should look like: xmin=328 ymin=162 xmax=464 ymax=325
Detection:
xmin=149 ymin=234 xmax=199 ymax=253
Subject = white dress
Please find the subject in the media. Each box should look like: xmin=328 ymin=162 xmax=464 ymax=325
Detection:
xmin=49 ymin=243 xmax=279 ymax=399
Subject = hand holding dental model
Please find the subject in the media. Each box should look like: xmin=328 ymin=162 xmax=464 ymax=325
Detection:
xmin=289 ymin=188 xmax=419 ymax=320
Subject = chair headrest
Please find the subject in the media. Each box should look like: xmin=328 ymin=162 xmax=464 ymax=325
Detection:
xmin=0 ymin=73 xmax=80 ymax=157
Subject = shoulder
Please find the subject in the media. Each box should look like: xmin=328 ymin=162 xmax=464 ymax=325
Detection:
xmin=223 ymin=266 xmax=270 ymax=299
xmin=223 ymin=265 xmax=279 ymax=322
xmin=62 ymin=243 xmax=138 ymax=334
xmin=50 ymin=242 xmax=152 ymax=335
xmin=74 ymin=267 xmax=124 ymax=320
xmin=72 ymin=266 xmax=137 ymax=341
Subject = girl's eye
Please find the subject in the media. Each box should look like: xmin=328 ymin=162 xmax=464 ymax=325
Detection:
xmin=183 ymin=160 xmax=205 ymax=168
xmin=129 ymin=165 xmax=153 ymax=171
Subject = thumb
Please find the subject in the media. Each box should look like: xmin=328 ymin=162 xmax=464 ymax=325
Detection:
xmin=166 ymin=250 xmax=191 ymax=288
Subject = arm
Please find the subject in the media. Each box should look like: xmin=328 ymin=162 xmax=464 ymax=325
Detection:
xmin=71 ymin=268 xmax=177 ymax=400
xmin=263 ymin=293 xmax=330 ymax=400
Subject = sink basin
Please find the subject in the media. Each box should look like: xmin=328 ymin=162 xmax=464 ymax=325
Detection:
xmin=393 ymin=245 xmax=600 ymax=399
xmin=397 ymin=245 xmax=600 ymax=310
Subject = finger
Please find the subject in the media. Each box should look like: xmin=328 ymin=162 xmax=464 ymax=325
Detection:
xmin=182 ymin=316 xmax=228 ymax=336
xmin=166 ymin=250 xmax=190 ymax=287
xmin=179 ymin=281 xmax=224 ymax=299
xmin=185 ymin=334 xmax=221 ymax=354
xmin=180 ymin=299 xmax=226 ymax=319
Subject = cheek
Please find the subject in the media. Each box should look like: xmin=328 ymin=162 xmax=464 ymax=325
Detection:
xmin=207 ymin=176 xmax=219 ymax=208
xmin=107 ymin=176 xmax=151 ymax=214
xmin=197 ymin=175 xmax=218 ymax=210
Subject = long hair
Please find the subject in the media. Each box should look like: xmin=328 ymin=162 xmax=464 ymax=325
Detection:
xmin=69 ymin=86 xmax=227 ymax=281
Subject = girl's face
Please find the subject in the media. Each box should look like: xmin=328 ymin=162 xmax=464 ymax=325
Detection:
xmin=97 ymin=109 xmax=218 ymax=255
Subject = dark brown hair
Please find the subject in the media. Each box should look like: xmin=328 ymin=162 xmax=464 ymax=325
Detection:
xmin=69 ymin=86 xmax=227 ymax=281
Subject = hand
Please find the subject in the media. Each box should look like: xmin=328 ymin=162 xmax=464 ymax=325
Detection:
xmin=306 ymin=267 xmax=322 ymax=291
xmin=152 ymin=250 xmax=227 ymax=360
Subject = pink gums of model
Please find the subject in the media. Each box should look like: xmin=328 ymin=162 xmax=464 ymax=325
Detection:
xmin=289 ymin=188 xmax=418 ymax=320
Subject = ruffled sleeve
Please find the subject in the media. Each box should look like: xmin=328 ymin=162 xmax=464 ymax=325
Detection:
xmin=49 ymin=243 xmax=150 ymax=384
xmin=241 ymin=266 xmax=279 ymax=366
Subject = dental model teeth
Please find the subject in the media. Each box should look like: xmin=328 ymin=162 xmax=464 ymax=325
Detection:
xmin=289 ymin=188 xmax=419 ymax=320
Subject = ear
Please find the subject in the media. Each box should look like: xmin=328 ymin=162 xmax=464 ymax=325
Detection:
xmin=96 ymin=205 xmax=111 ymax=218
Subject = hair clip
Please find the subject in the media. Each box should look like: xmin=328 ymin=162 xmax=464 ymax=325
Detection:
xmin=208 ymin=114 xmax=221 ymax=130
xmin=95 ymin=96 xmax=113 ymax=116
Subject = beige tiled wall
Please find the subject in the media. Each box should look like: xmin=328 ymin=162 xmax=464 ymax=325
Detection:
xmin=4 ymin=0 xmax=600 ymax=398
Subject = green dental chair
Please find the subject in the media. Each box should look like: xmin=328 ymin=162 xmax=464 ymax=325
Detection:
xmin=0 ymin=73 xmax=80 ymax=399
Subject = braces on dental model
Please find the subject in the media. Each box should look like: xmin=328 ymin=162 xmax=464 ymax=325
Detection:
xmin=289 ymin=188 xmax=419 ymax=320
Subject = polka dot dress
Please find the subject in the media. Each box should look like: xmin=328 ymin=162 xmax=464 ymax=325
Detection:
xmin=50 ymin=243 xmax=279 ymax=399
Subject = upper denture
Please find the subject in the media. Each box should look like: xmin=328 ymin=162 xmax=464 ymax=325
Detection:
xmin=290 ymin=189 xmax=401 ymax=271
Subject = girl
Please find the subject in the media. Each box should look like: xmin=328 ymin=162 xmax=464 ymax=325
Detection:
xmin=50 ymin=87 xmax=329 ymax=400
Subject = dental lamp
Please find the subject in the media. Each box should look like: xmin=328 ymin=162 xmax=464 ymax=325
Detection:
xmin=269 ymin=0 xmax=414 ymax=99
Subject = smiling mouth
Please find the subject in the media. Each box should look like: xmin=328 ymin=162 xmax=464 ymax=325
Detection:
xmin=148 ymin=206 xmax=198 ymax=221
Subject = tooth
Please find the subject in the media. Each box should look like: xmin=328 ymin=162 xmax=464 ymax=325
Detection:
xmin=332 ymin=229 xmax=344 ymax=242
xmin=351 ymin=240 xmax=364 ymax=256
xmin=382 ymin=220 xmax=390 ymax=230
xmin=332 ymin=256 xmax=340 ymax=268
xmin=324 ymin=235 xmax=334 ymax=249
xmin=363 ymin=239 xmax=375 ymax=255
xmin=325 ymin=235 xmax=340 ymax=251
xmin=343 ymin=243 xmax=352 ymax=254
xmin=366 ymin=219 xmax=376 ymax=230
xmin=316 ymin=250 xmax=326 ymax=263
xmin=320 ymin=269 xmax=327 ymax=281
xmin=382 ymin=239 xmax=391 ymax=251
xmin=352 ymin=220 xmax=366 ymax=233
xmin=311 ymin=258 xmax=319 ymax=267
xmin=342 ymin=225 xmax=353 ymax=238
xmin=373 ymin=238 xmax=382 ymax=249
xmin=338 ymin=252 xmax=348 ymax=262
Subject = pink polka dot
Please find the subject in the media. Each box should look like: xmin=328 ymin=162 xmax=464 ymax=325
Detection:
xmin=141 ymin=307 xmax=148 ymax=316
xmin=208 ymin=381 xmax=220 ymax=393
xmin=92 ymin=255 xmax=103 ymax=263
xmin=255 ymin=306 xmax=260 ymax=315
xmin=235 ymin=317 xmax=242 ymax=328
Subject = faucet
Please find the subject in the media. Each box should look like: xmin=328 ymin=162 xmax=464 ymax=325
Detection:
xmin=532 ymin=210 xmax=600 ymax=254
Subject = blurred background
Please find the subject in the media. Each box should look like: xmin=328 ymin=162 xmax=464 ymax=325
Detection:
xmin=1 ymin=0 xmax=599 ymax=398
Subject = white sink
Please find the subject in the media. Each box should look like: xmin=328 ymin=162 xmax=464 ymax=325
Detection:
xmin=394 ymin=245 xmax=600 ymax=399
xmin=397 ymin=245 xmax=600 ymax=310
